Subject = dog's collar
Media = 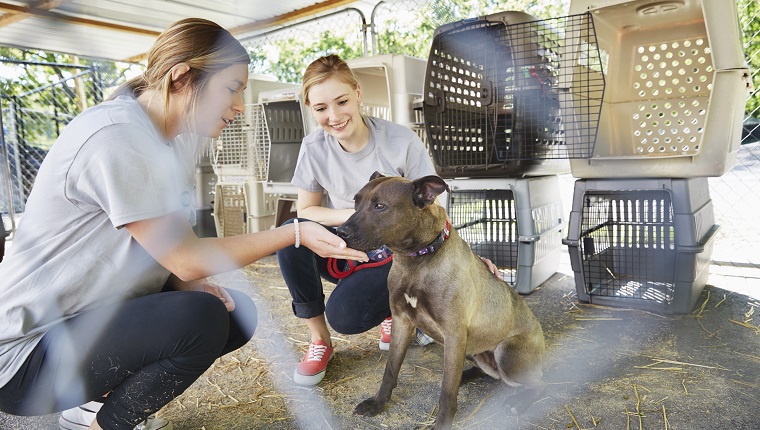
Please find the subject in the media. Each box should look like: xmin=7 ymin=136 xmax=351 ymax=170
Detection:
xmin=406 ymin=220 xmax=451 ymax=257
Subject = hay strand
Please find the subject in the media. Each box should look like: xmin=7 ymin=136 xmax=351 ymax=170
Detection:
xmin=564 ymin=404 xmax=583 ymax=430
xmin=715 ymin=294 xmax=727 ymax=308
xmin=729 ymin=319 xmax=760 ymax=334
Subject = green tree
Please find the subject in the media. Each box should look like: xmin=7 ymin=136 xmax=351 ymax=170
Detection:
xmin=739 ymin=0 xmax=759 ymax=118
xmin=374 ymin=0 xmax=569 ymax=58
xmin=2 ymin=47 xmax=141 ymax=148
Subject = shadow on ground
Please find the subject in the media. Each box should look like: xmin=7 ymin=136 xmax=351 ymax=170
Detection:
xmin=2 ymin=255 xmax=758 ymax=429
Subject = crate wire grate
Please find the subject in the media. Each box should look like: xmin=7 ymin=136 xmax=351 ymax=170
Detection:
xmin=211 ymin=104 xmax=269 ymax=182
xmin=424 ymin=12 xmax=605 ymax=177
xmin=215 ymin=183 xmax=248 ymax=238
xmin=579 ymin=190 xmax=676 ymax=305
xmin=450 ymin=189 xmax=520 ymax=284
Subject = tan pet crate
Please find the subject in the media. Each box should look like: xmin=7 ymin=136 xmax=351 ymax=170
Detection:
xmin=567 ymin=0 xmax=752 ymax=178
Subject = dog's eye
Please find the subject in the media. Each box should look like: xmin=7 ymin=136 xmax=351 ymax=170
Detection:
xmin=373 ymin=203 xmax=386 ymax=211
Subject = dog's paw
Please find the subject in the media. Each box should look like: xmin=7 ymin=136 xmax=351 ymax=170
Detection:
xmin=354 ymin=397 xmax=386 ymax=416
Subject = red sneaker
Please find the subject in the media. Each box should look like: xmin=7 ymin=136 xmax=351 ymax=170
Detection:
xmin=379 ymin=317 xmax=392 ymax=351
xmin=293 ymin=339 xmax=333 ymax=385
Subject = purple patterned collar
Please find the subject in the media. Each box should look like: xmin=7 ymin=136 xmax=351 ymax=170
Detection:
xmin=406 ymin=220 xmax=451 ymax=257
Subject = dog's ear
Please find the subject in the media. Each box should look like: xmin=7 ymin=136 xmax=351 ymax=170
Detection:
xmin=411 ymin=175 xmax=449 ymax=208
xmin=370 ymin=171 xmax=386 ymax=181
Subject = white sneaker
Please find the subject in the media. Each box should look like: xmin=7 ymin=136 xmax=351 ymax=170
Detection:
xmin=59 ymin=401 xmax=172 ymax=430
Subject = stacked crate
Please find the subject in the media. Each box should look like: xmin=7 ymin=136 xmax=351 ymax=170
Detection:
xmin=563 ymin=0 xmax=752 ymax=313
xmin=211 ymin=104 xmax=278 ymax=236
xmin=424 ymin=11 xmax=605 ymax=292
xmin=447 ymin=176 xmax=565 ymax=294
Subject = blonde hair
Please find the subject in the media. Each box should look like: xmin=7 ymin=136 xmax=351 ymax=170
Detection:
xmin=301 ymin=54 xmax=360 ymax=106
xmin=110 ymin=18 xmax=250 ymax=130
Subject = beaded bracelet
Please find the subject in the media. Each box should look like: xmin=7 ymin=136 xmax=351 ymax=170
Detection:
xmin=294 ymin=219 xmax=300 ymax=248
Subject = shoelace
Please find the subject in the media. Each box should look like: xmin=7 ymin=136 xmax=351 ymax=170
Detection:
xmin=306 ymin=343 xmax=328 ymax=362
xmin=381 ymin=318 xmax=392 ymax=336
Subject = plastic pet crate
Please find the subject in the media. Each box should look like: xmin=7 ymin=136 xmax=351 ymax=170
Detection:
xmin=446 ymin=176 xmax=565 ymax=293
xmin=211 ymin=104 xmax=269 ymax=183
xmin=563 ymin=178 xmax=719 ymax=314
xmin=424 ymin=11 xmax=605 ymax=178
xmin=567 ymin=0 xmax=752 ymax=178
xmin=347 ymin=54 xmax=427 ymax=129
xmin=213 ymin=181 xmax=276 ymax=237
xmin=258 ymin=88 xmax=313 ymax=196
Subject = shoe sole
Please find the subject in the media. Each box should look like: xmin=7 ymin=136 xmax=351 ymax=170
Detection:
xmin=59 ymin=417 xmax=88 ymax=430
xmin=59 ymin=414 xmax=173 ymax=430
xmin=293 ymin=351 xmax=332 ymax=386
xmin=293 ymin=368 xmax=327 ymax=385
xmin=378 ymin=339 xmax=390 ymax=351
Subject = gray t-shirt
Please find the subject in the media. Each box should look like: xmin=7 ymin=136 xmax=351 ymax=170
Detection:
xmin=0 ymin=96 xmax=194 ymax=388
xmin=292 ymin=116 xmax=435 ymax=209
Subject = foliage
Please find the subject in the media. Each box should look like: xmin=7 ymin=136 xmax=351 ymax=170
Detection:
xmin=374 ymin=0 xmax=569 ymax=58
xmin=738 ymin=0 xmax=759 ymax=118
xmin=1 ymin=47 xmax=141 ymax=149
xmin=251 ymin=31 xmax=363 ymax=83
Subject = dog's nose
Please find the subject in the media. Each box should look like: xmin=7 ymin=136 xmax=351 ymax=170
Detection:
xmin=336 ymin=225 xmax=352 ymax=240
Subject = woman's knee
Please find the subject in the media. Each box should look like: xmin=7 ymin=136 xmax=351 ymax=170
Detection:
xmin=325 ymin=302 xmax=370 ymax=335
xmin=227 ymin=289 xmax=257 ymax=342
xmin=173 ymin=292 xmax=231 ymax=346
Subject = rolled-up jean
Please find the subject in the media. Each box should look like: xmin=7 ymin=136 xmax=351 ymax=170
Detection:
xmin=276 ymin=217 xmax=392 ymax=334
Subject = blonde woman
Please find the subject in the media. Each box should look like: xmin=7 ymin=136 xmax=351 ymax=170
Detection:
xmin=0 ymin=20 xmax=365 ymax=430
xmin=276 ymin=54 xmax=439 ymax=386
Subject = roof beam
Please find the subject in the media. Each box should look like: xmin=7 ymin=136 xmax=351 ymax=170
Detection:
xmin=124 ymin=0 xmax=359 ymax=63
xmin=0 ymin=1 xmax=161 ymax=36
xmin=0 ymin=0 xmax=68 ymax=27
xmin=0 ymin=0 xmax=359 ymax=63
xmin=228 ymin=0 xmax=358 ymax=36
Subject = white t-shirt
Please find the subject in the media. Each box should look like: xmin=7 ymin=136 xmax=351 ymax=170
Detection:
xmin=0 ymin=96 xmax=195 ymax=388
xmin=292 ymin=116 xmax=436 ymax=209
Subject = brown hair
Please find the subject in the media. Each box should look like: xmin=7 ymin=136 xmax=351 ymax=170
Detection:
xmin=110 ymin=18 xmax=250 ymax=128
xmin=301 ymin=54 xmax=360 ymax=106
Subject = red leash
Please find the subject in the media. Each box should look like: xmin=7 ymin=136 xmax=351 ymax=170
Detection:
xmin=327 ymin=255 xmax=393 ymax=279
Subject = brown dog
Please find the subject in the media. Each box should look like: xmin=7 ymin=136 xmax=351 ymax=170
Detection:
xmin=337 ymin=172 xmax=546 ymax=429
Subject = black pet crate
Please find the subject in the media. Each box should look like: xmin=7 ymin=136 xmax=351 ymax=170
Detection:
xmin=423 ymin=11 xmax=605 ymax=178
xmin=563 ymin=178 xmax=719 ymax=314
xmin=447 ymin=176 xmax=564 ymax=294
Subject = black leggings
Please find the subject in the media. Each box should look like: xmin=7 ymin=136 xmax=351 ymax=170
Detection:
xmin=0 ymin=288 xmax=257 ymax=430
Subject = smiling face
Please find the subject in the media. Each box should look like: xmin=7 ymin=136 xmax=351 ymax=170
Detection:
xmin=307 ymin=76 xmax=366 ymax=146
xmin=195 ymin=63 xmax=248 ymax=138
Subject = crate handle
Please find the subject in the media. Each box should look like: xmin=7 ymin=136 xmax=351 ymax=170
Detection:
xmin=479 ymin=80 xmax=493 ymax=106
xmin=433 ymin=88 xmax=446 ymax=113
xmin=679 ymin=224 xmax=721 ymax=254
xmin=519 ymin=235 xmax=540 ymax=243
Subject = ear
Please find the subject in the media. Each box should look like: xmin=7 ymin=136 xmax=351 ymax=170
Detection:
xmin=370 ymin=171 xmax=386 ymax=181
xmin=411 ymin=175 xmax=449 ymax=208
xmin=170 ymin=63 xmax=191 ymax=87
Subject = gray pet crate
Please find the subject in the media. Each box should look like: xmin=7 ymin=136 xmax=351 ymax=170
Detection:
xmin=423 ymin=11 xmax=605 ymax=178
xmin=563 ymin=178 xmax=719 ymax=314
xmin=446 ymin=176 xmax=564 ymax=294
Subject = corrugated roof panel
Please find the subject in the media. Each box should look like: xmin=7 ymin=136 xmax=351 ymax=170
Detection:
xmin=0 ymin=0 xmax=376 ymax=62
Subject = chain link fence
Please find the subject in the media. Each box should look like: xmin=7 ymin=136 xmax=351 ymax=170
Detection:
xmin=1 ymin=0 xmax=759 ymax=269
xmin=240 ymin=8 xmax=368 ymax=83
xmin=0 ymin=58 xmax=132 ymax=236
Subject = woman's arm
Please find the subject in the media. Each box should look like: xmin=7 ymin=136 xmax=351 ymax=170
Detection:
xmin=296 ymin=188 xmax=354 ymax=227
xmin=125 ymin=212 xmax=367 ymax=281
